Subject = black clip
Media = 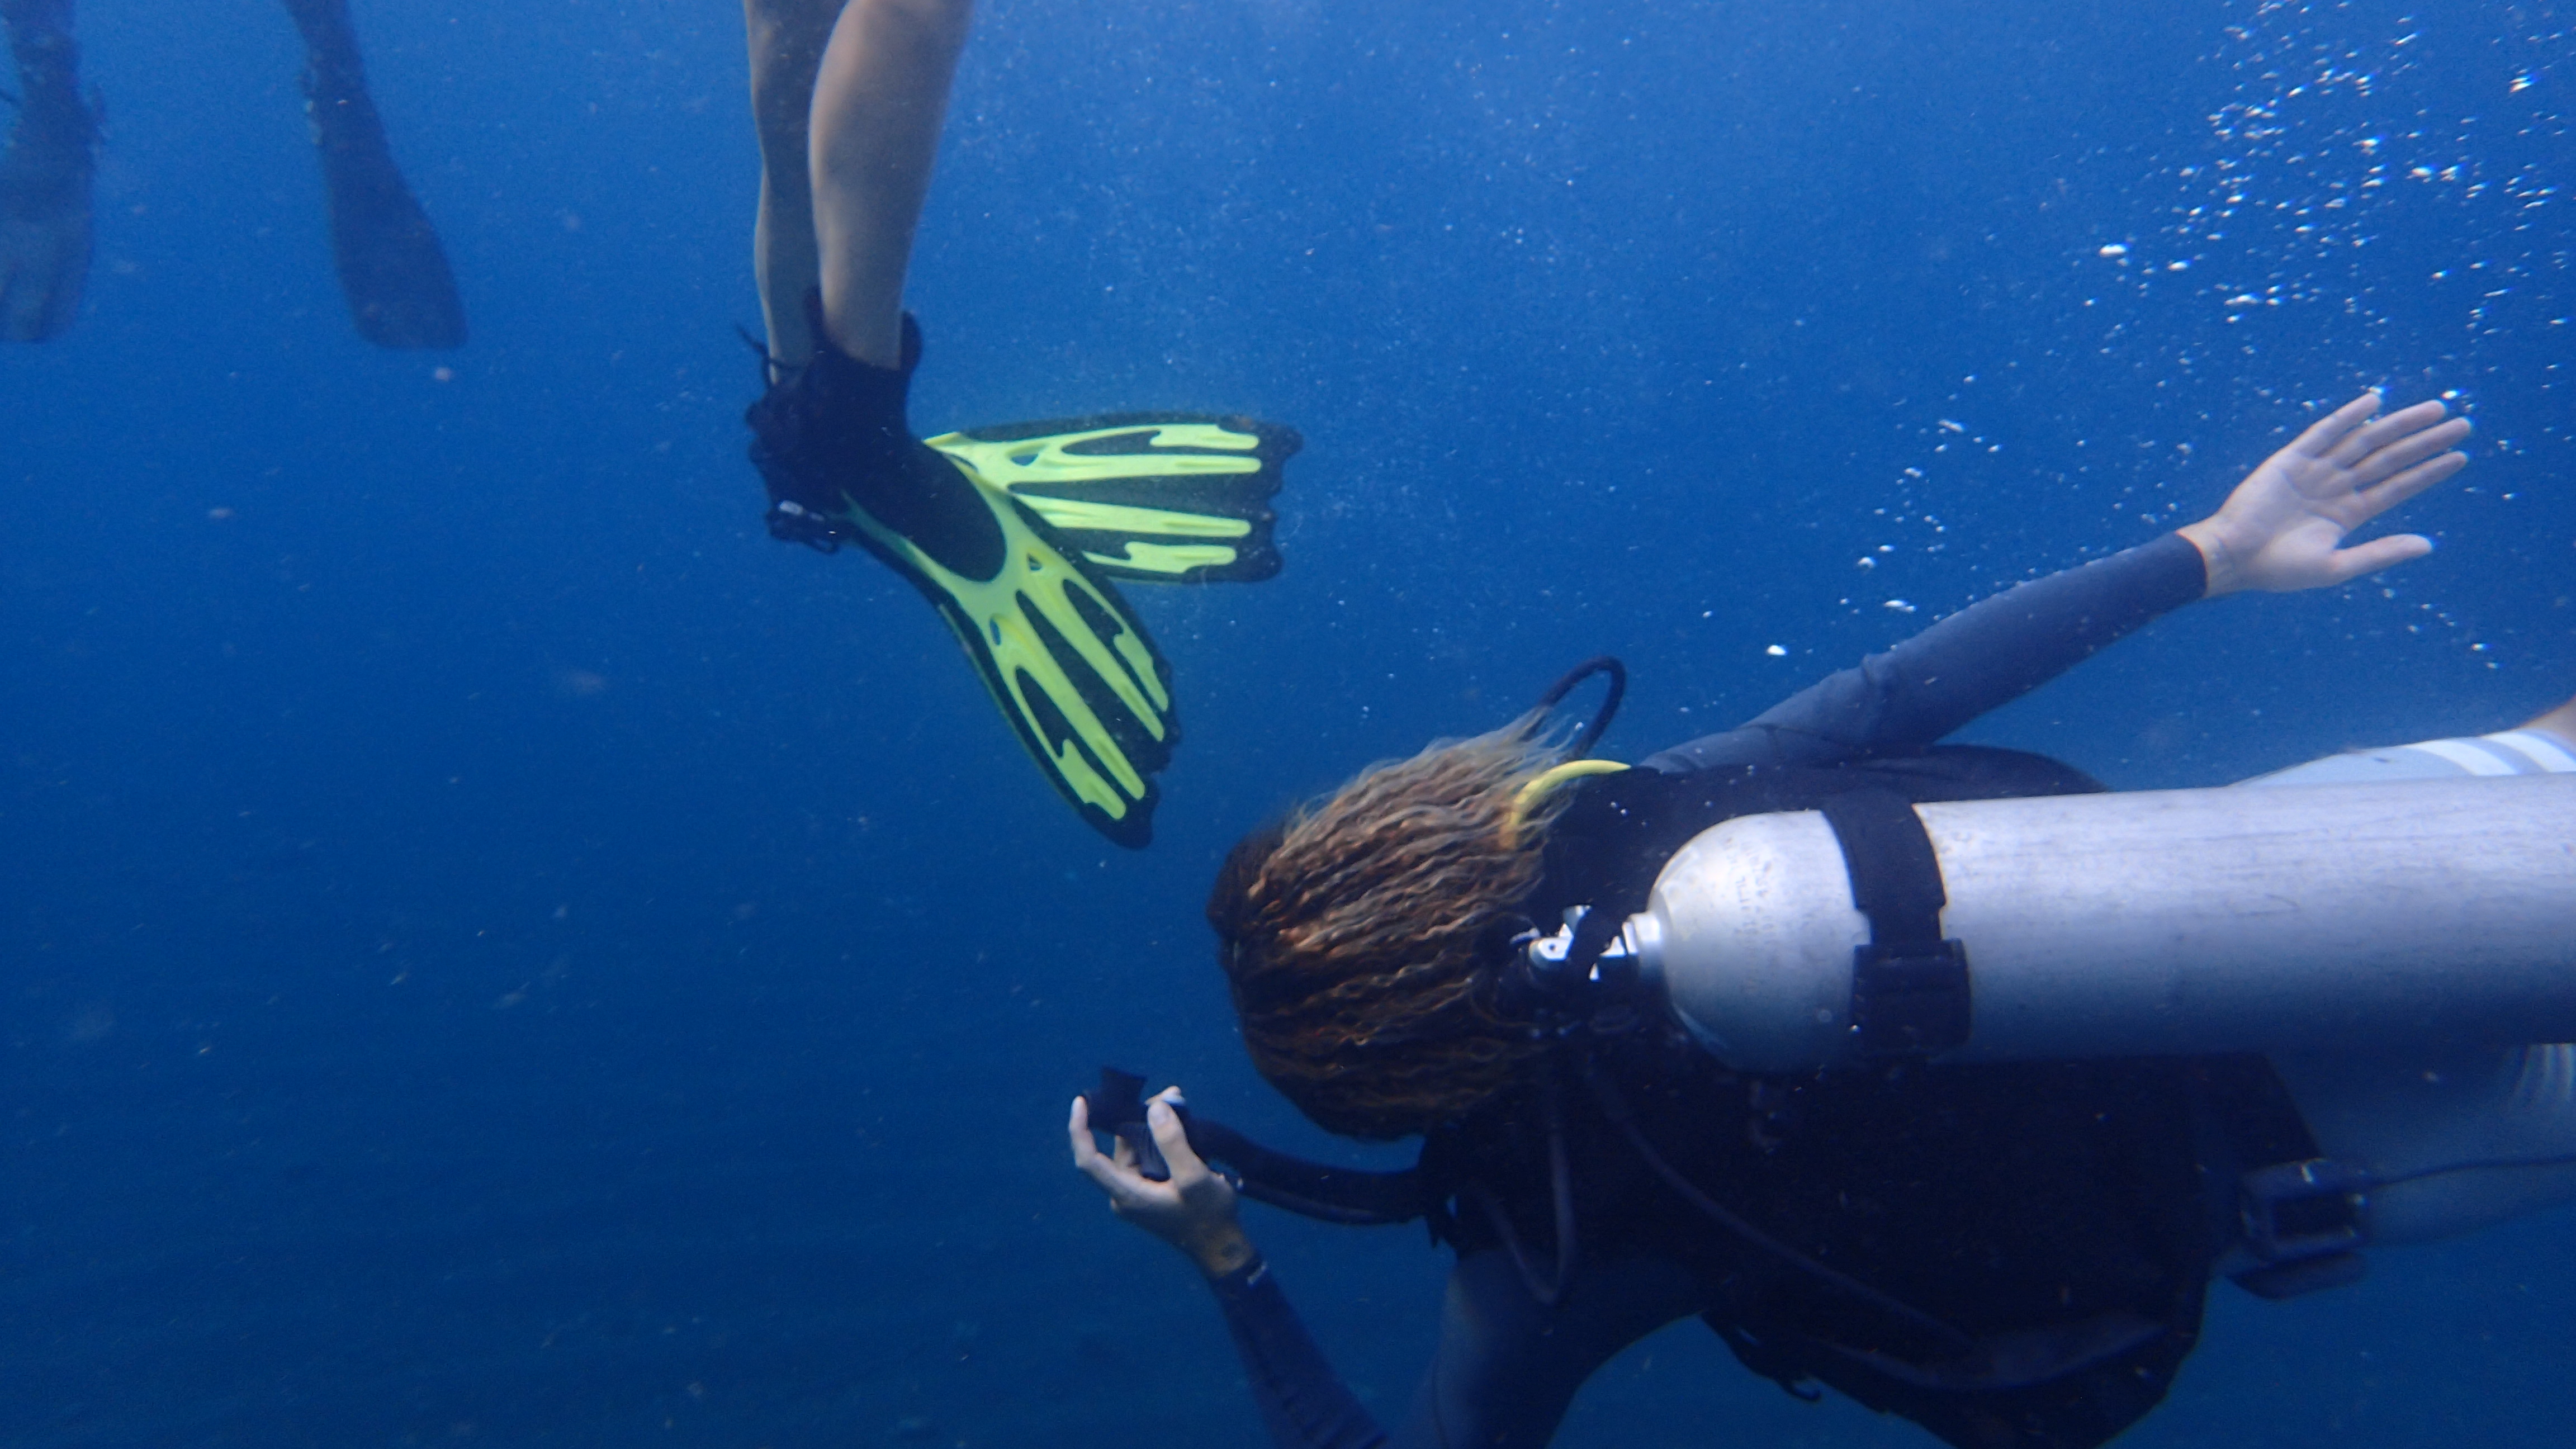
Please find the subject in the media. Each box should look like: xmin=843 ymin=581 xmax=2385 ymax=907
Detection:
xmin=2233 ymin=1157 xmax=2370 ymax=1299
xmin=2240 ymin=1157 xmax=2370 ymax=1262
xmin=765 ymin=499 xmax=846 ymax=553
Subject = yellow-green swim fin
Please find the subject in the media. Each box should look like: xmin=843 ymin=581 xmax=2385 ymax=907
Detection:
xmin=929 ymin=414 xmax=1299 ymax=585
xmin=749 ymin=313 xmax=1296 ymax=847
xmin=827 ymin=463 xmax=1179 ymax=849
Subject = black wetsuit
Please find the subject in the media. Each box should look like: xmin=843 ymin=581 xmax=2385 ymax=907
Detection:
xmin=1208 ymin=533 xmax=2325 ymax=1449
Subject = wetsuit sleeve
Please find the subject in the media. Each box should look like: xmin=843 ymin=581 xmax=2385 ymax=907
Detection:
xmin=1206 ymin=1247 xmax=1707 ymax=1449
xmin=1209 ymin=1259 xmax=1388 ymax=1449
xmin=1644 ymin=533 xmax=2208 ymax=773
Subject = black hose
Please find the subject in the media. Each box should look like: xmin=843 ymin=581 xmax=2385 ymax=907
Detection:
xmin=1521 ymin=656 xmax=1627 ymax=758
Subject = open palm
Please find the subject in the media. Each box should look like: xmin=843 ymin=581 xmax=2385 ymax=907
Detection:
xmin=2180 ymin=392 xmax=2471 ymax=596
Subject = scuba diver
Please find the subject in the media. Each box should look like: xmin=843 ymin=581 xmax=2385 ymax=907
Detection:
xmin=1067 ymin=391 xmax=2576 ymax=1449
xmin=0 ymin=0 xmax=464 ymax=346
xmin=739 ymin=0 xmax=1298 ymax=847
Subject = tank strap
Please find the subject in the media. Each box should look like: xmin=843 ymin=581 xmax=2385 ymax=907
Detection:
xmin=1817 ymin=790 xmax=1971 ymax=1058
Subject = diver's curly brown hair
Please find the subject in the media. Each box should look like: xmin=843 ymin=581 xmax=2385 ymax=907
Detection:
xmin=1207 ymin=721 xmax=1573 ymax=1140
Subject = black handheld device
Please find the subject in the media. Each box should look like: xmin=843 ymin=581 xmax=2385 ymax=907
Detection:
xmin=1077 ymin=1067 xmax=1433 ymax=1226
xmin=1081 ymin=1067 xmax=1172 ymax=1182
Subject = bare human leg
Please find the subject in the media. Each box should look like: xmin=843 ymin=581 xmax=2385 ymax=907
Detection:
xmin=807 ymin=0 xmax=972 ymax=367
xmin=744 ymin=0 xmax=842 ymax=372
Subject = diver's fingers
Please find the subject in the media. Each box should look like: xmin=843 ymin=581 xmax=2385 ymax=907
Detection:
xmin=1069 ymin=1099 xmax=1145 ymax=1188
xmin=1147 ymin=1099 xmax=1212 ymax=1185
xmin=2322 ymin=533 xmax=2435 ymax=585
xmin=2290 ymin=391 xmax=2386 ymax=459
xmin=2347 ymin=416 xmax=2470 ymax=491
xmin=2332 ymin=400 xmax=2457 ymax=472
xmin=2351 ymin=449 xmax=2468 ymax=520
xmin=1069 ymin=1097 xmax=1110 ymax=1172
xmin=1069 ymin=1097 xmax=1126 ymax=1192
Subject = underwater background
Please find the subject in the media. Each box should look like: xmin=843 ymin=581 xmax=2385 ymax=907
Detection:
xmin=7 ymin=0 xmax=2575 ymax=1443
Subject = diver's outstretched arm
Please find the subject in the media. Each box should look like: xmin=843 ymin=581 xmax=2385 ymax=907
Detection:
xmin=807 ymin=0 xmax=972 ymax=366
xmin=0 ymin=0 xmax=97 ymax=343
xmin=1656 ymin=390 xmax=2473 ymax=773
xmin=2177 ymin=390 xmax=2468 ymax=596
xmin=742 ymin=0 xmax=841 ymax=371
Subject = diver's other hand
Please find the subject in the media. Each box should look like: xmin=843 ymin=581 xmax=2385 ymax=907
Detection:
xmin=2180 ymin=390 xmax=2470 ymax=597
xmin=1069 ymin=1088 xmax=1256 ymax=1279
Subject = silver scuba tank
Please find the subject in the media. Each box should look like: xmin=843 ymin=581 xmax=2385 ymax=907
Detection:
xmin=1623 ymin=774 xmax=2576 ymax=1073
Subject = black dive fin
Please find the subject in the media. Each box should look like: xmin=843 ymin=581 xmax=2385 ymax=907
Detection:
xmin=285 ymin=0 xmax=467 ymax=349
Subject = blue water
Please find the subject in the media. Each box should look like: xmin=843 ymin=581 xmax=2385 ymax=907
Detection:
xmin=7 ymin=0 xmax=2574 ymax=1443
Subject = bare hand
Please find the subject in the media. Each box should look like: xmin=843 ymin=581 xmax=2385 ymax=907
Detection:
xmin=1068 ymin=1088 xmax=1256 ymax=1279
xmin=2179 ymin=391 xmax=2470 ymax=596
